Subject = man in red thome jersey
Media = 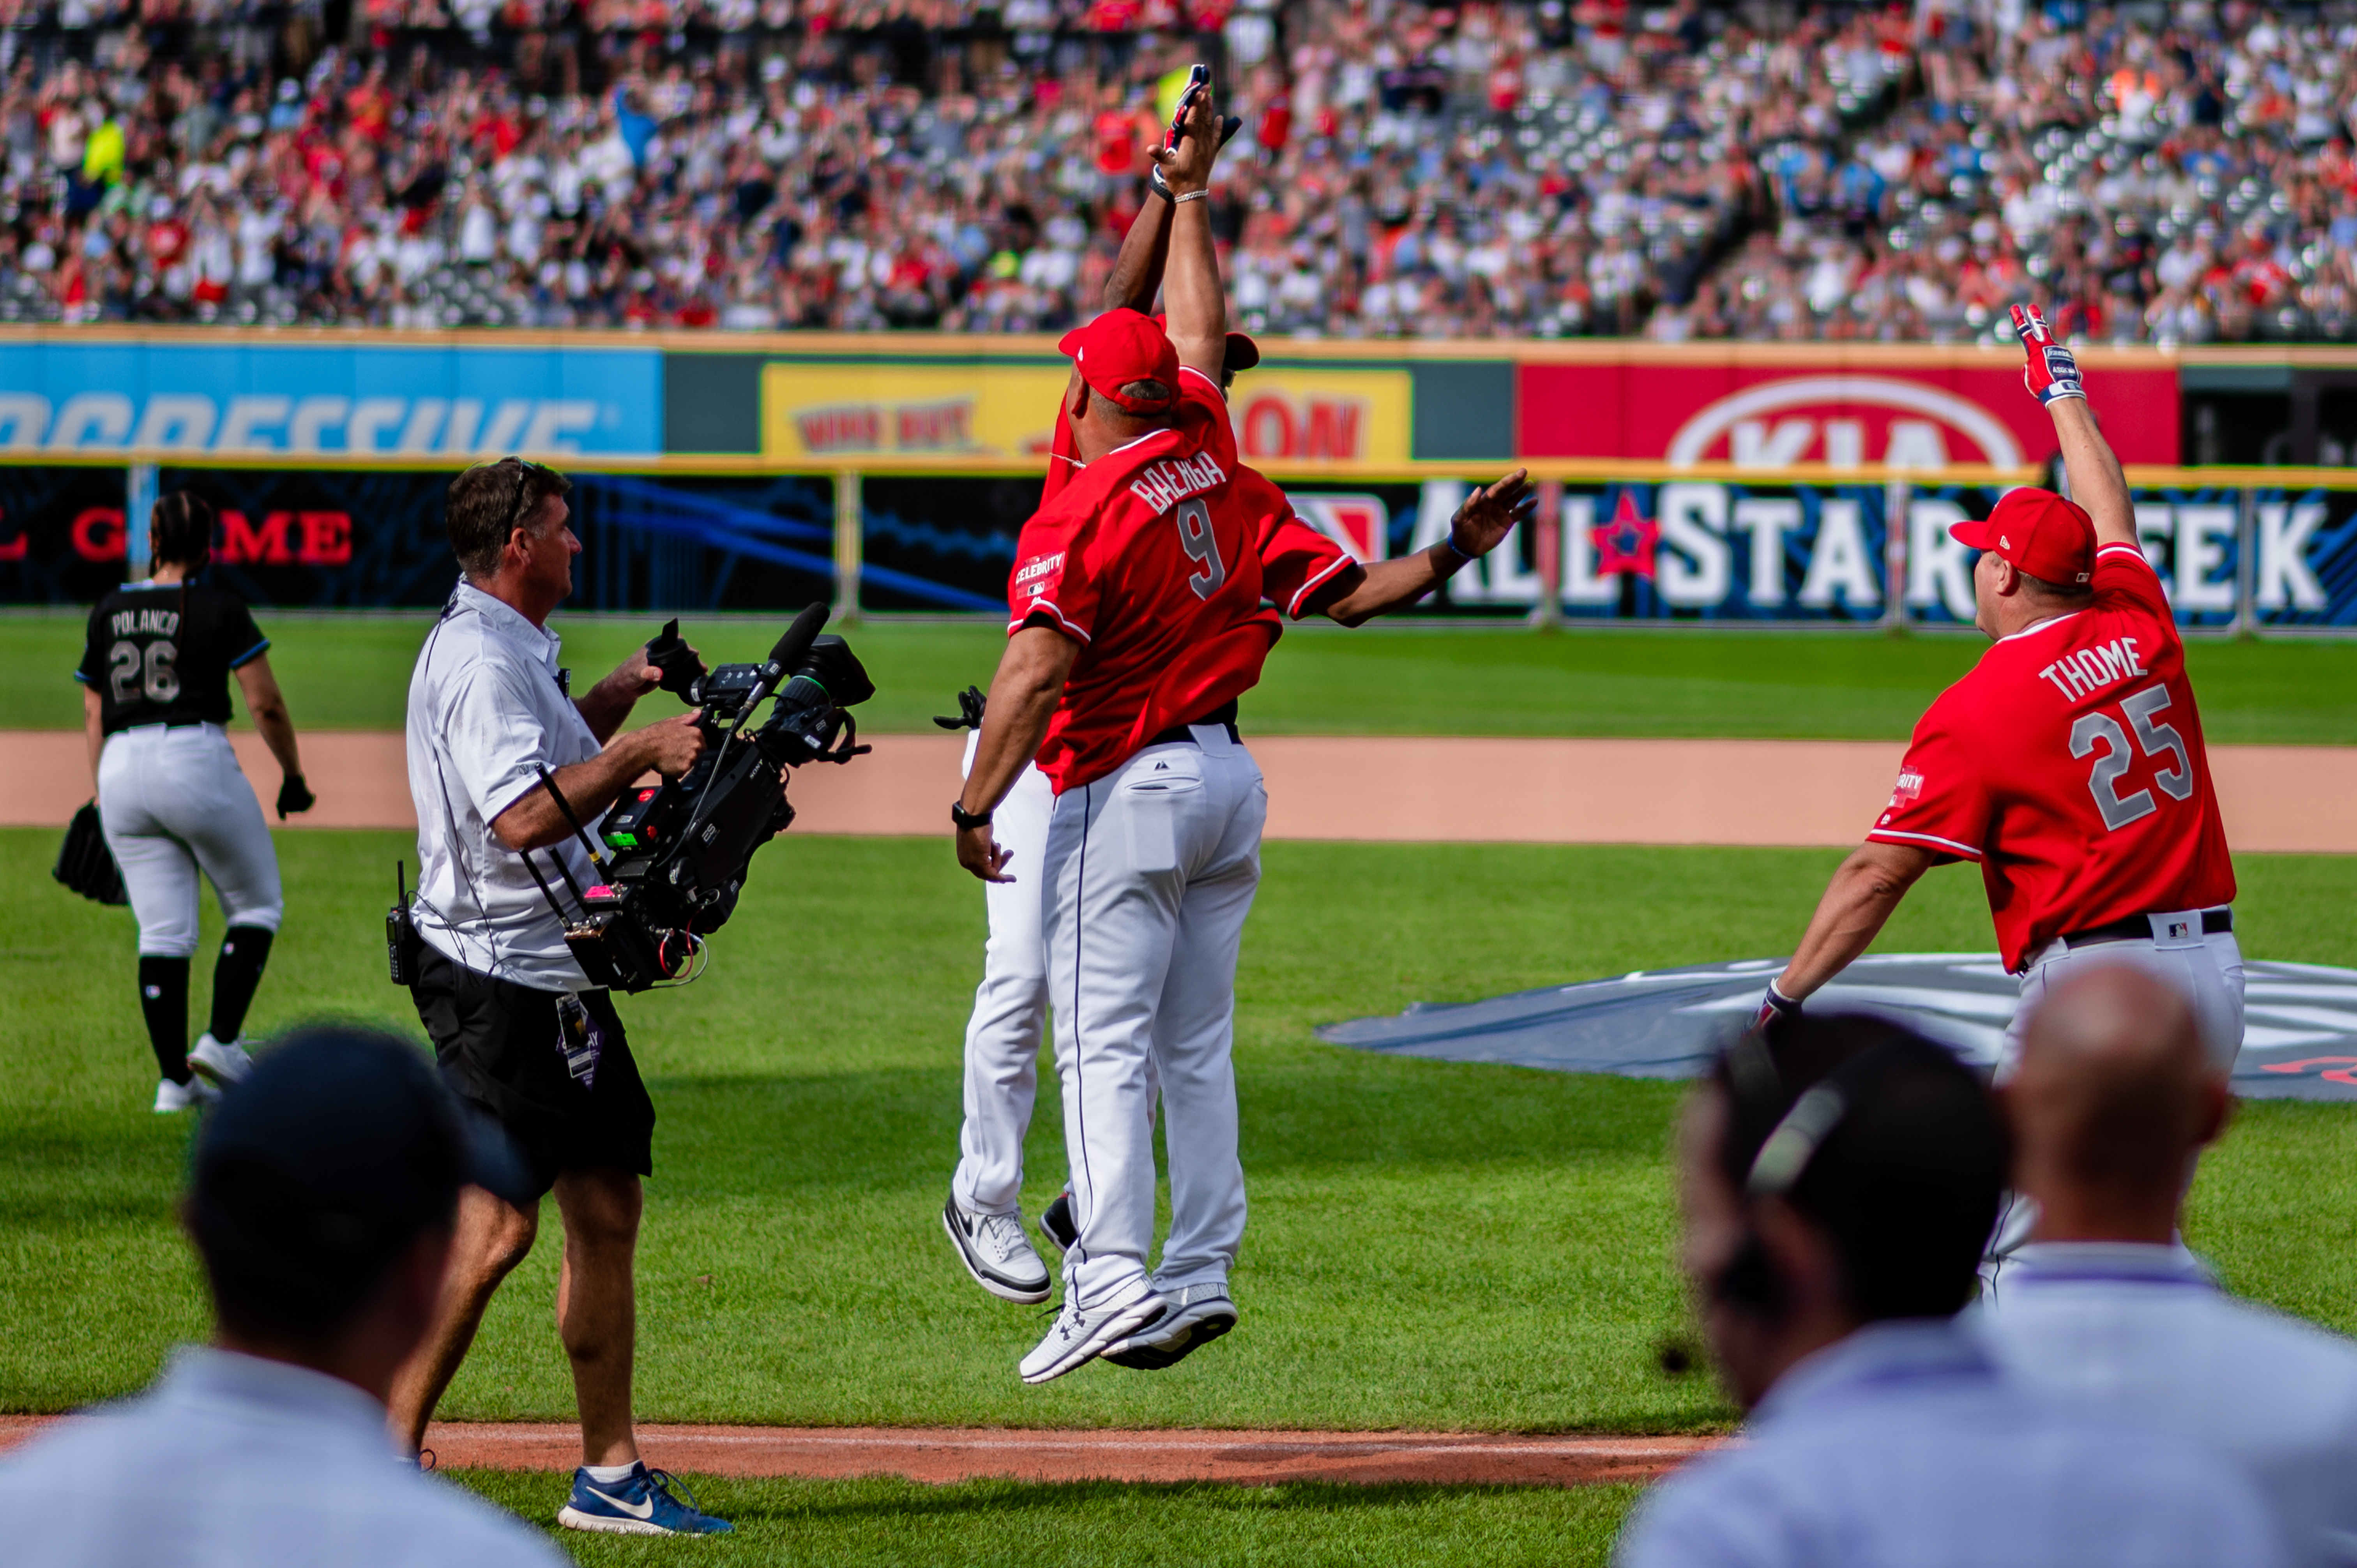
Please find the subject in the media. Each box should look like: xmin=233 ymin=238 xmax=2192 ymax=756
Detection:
xmin=950 ymin=85 xmax=1534 ymax=1384
xmin=1757 ymin=306 xmax=2240 ymax=1142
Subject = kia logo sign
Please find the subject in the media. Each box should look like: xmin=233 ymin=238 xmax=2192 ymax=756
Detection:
xmin=1667 ymin=376 xmax=2025 ymax=471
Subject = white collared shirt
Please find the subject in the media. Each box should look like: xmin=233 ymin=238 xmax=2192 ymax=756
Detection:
xmin=0 ymin=1347 xmax=566 ymax=1568
xmin=406 ymin=581 xmax=601 ymax=991
xmin=1615 ymin=1317 xmax=2282 ymax=1568
xmin=1973 ymin=1241 xmax=2357 ymax=1568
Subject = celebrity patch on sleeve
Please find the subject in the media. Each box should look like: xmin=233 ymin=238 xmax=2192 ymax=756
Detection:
xmin=1882 ymin=767 xmax=1926 ymax=822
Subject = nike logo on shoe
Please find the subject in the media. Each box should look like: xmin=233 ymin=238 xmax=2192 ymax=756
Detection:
xmin=585 ymin=1487 xmax=655 ymax=1519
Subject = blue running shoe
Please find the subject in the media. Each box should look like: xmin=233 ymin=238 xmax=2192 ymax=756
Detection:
xmin=557 ymin=1463 xmax=733 ymax=1536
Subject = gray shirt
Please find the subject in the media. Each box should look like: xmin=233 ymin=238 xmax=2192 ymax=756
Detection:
xmin=406 ymin=581 xmax=601 ymax=992
xmin=0 ymin=1347 xmax=566 ymax=1568
xmin=1615 ymin=1317 xmax=2283 ymax=1568
xmin=1974 ymin=1241 xmax=2357 ymax=1568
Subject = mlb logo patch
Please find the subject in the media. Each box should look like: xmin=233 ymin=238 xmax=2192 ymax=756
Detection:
xmin=2166 ymin=919 xmax=2192 ymax=940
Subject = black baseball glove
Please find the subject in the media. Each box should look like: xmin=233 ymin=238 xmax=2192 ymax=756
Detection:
xmin=277 ymin=773 xmax=316 ymax=819
xmin=933 ymin=685 xmax=988 ymax=731
xmin=53 ymin=800 xmax=127 ymax=905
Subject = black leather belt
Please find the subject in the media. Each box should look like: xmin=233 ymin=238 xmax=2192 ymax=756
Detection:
xmin=2062 ymin=908 xmax=2232 ymax=950
xmin=1148 ymin=698 xmax=1240 ymax=749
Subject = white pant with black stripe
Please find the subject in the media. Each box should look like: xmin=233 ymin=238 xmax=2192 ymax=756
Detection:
xmin=1044 ymin=727 xmax=1265 ymax=1310
xmin=97 ymin=722 xmax=283 ymax=958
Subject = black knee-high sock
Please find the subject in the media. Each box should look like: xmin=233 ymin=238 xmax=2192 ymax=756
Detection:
xmin=208 ymin=925 xmax=276 ymax=1043
xmin=138 ymin=956 xmax=191 ymax=1083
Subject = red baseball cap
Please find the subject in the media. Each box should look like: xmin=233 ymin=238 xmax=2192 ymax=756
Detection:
xmin=1950 ymin=488 xmax=2095 ymax=586
xmin=1057 ymin=308 xmax=1180 ymax=413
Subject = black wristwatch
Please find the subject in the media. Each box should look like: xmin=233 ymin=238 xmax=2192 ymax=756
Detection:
xmin=951 ymin=800 xmax=993 ymax=830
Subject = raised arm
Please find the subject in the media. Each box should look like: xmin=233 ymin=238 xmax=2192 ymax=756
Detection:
xmin=2013 ymin=304 xmax=2133 ymax=550
xmin=1107 ymin=116 xmax=1240 ymax=314
xmin=1103 ymin=192 xmax=1173 ymax=314
xmin=1152 ymin=88 xmax=1225 ymax=380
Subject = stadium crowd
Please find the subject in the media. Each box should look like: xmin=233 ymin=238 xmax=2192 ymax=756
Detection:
xmin=0 ymin=1 xmax=2347 ymax=341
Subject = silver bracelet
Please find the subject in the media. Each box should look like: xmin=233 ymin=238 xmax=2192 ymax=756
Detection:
xmin=1173 ymin=188 xmax=1210 ymax=204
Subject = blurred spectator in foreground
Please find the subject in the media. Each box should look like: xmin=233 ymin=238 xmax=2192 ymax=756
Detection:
xmin=1614 ymin=1013 xmax=2283 ymax=1568
xmin=0 ymin=1026 xmax=562 ymax=1568
xmin=1975 ymin=964 xmax=2357 ymax=1568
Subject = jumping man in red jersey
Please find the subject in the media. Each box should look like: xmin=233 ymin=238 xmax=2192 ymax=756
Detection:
xmin=951 ymin=84 xmax=1533 ymax=1384
xmin=940 ymin=131 xmax=1427 ymax=1311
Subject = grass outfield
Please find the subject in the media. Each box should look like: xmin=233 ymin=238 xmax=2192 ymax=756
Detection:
xmin=9 ymin=611 xmax=2357 ymax=742
xmin=452 ymin=1472 xmax=1641 ymax=1567
xmin=6 ymin=827 xmax=2356 ymax=1431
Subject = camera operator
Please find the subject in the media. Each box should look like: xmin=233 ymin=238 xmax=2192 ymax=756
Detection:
xmin=389 ymin=457 xmax=730 ymax=1536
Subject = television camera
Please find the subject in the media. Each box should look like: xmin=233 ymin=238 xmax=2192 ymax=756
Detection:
xmin=525 ymin=602 xmax=874 ymax=992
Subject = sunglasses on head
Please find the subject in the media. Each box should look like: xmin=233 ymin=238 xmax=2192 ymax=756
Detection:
xmin=481 ymin=455 xmax=553 ymax=541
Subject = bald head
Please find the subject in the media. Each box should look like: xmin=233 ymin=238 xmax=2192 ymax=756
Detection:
xmin=2007 ymin=964 xmax=2230 ymax=1243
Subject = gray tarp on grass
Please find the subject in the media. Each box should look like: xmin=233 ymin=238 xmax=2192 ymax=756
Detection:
xmin=1316 ymin=954 xmax=2357 ymax=1103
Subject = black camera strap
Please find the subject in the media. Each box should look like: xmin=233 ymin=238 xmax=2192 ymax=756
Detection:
xmin=534 ymin=765 xmax=612 ymax=880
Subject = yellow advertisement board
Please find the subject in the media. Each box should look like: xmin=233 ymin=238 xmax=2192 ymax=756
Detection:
xmin=760 ymin=362 xmax=1412 ymax=464
xmin=1224 ymin=369 xmax=1411 ymax=464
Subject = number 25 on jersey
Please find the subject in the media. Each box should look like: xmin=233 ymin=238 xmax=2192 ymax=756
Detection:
xmin=2071 ymin=683 xmax=2194 ymax=832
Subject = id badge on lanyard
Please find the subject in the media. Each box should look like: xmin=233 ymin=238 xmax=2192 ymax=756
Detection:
xmin=555 ymin=992 xmax=604 ymax=1089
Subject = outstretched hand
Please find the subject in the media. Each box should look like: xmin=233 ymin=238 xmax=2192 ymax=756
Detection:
xmin=2012 ymin=303 xmax=2084 ymax=406
xmin=1446 ymin=469 xmax=1538 ymax=559
xmin=1150 ymin=87 xmax=1221 ymax=196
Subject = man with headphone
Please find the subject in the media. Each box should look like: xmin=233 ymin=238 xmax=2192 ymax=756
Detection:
xmin=1615 ymin=1013 xmax=2281 ymax=1567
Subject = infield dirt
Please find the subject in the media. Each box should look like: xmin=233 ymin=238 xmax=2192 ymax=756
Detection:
xmin=8 ymin=728 xmax=2357 ymax=851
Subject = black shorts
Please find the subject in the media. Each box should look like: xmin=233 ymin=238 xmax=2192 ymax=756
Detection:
xmin=410 ymin=946 xmax=655 ymax=1199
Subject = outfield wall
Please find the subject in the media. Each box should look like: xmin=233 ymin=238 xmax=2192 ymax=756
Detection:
xmin=1 ymin=329 xmax=2355 ymax=627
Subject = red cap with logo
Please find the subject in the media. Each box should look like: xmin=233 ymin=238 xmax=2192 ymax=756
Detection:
xmin=1949 ymin=488 xmax=2096 ymax=586
xmin=1057 ymin=308 xmax=1181 ymax=413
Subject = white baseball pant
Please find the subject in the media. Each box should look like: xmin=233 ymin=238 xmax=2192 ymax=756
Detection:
xmin=952 ymin=731 xmax=1055 ymax=1217
xmin=1984 ymin=909 xmax=2245 ymax=1285
xmin=1044 ymin=726 xmax=1265 ymax=1310
xmin=96 ymin=722 xmax=284 ymax=958
xmin=1995 ymin=912 xmax=2246 ymax=1082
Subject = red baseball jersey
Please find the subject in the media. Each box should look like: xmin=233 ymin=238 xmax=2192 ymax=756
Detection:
xmin=1868 ymin=541 xmax=2235 ymax=971
xmin=1045 ymin=378 xmax=1355 ymax=616
xmin=1011 ymin=369 xmax=1351 ymax=791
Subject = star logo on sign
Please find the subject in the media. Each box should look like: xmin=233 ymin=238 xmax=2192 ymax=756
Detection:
xmin=1593 ymin=489 xmax=1658 ymax=578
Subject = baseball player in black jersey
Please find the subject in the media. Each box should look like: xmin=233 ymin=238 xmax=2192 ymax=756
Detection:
xmin=75 ymin=492 xmax=315 ymax=1112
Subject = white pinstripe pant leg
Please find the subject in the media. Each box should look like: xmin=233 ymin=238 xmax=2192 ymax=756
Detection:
xmin=1042 ymin=731 xmax=1263 ymax=1310
xmin=952 ymin=756 xmax=1055 ymax=1217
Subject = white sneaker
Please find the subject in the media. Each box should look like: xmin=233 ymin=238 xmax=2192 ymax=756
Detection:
xmin=1104 ymin=1283 xmax=1238 ymax=1370
xmin=154 ymin=1075 xmax=221 ymax=1114
xmin=187 ymin=1033 xmax=254 ymax=1087
xmin=942 ymin=1196 xmax=1052 ymax=1304
xmin=1019 ymin=1287 xmax=1166 ymax=1385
